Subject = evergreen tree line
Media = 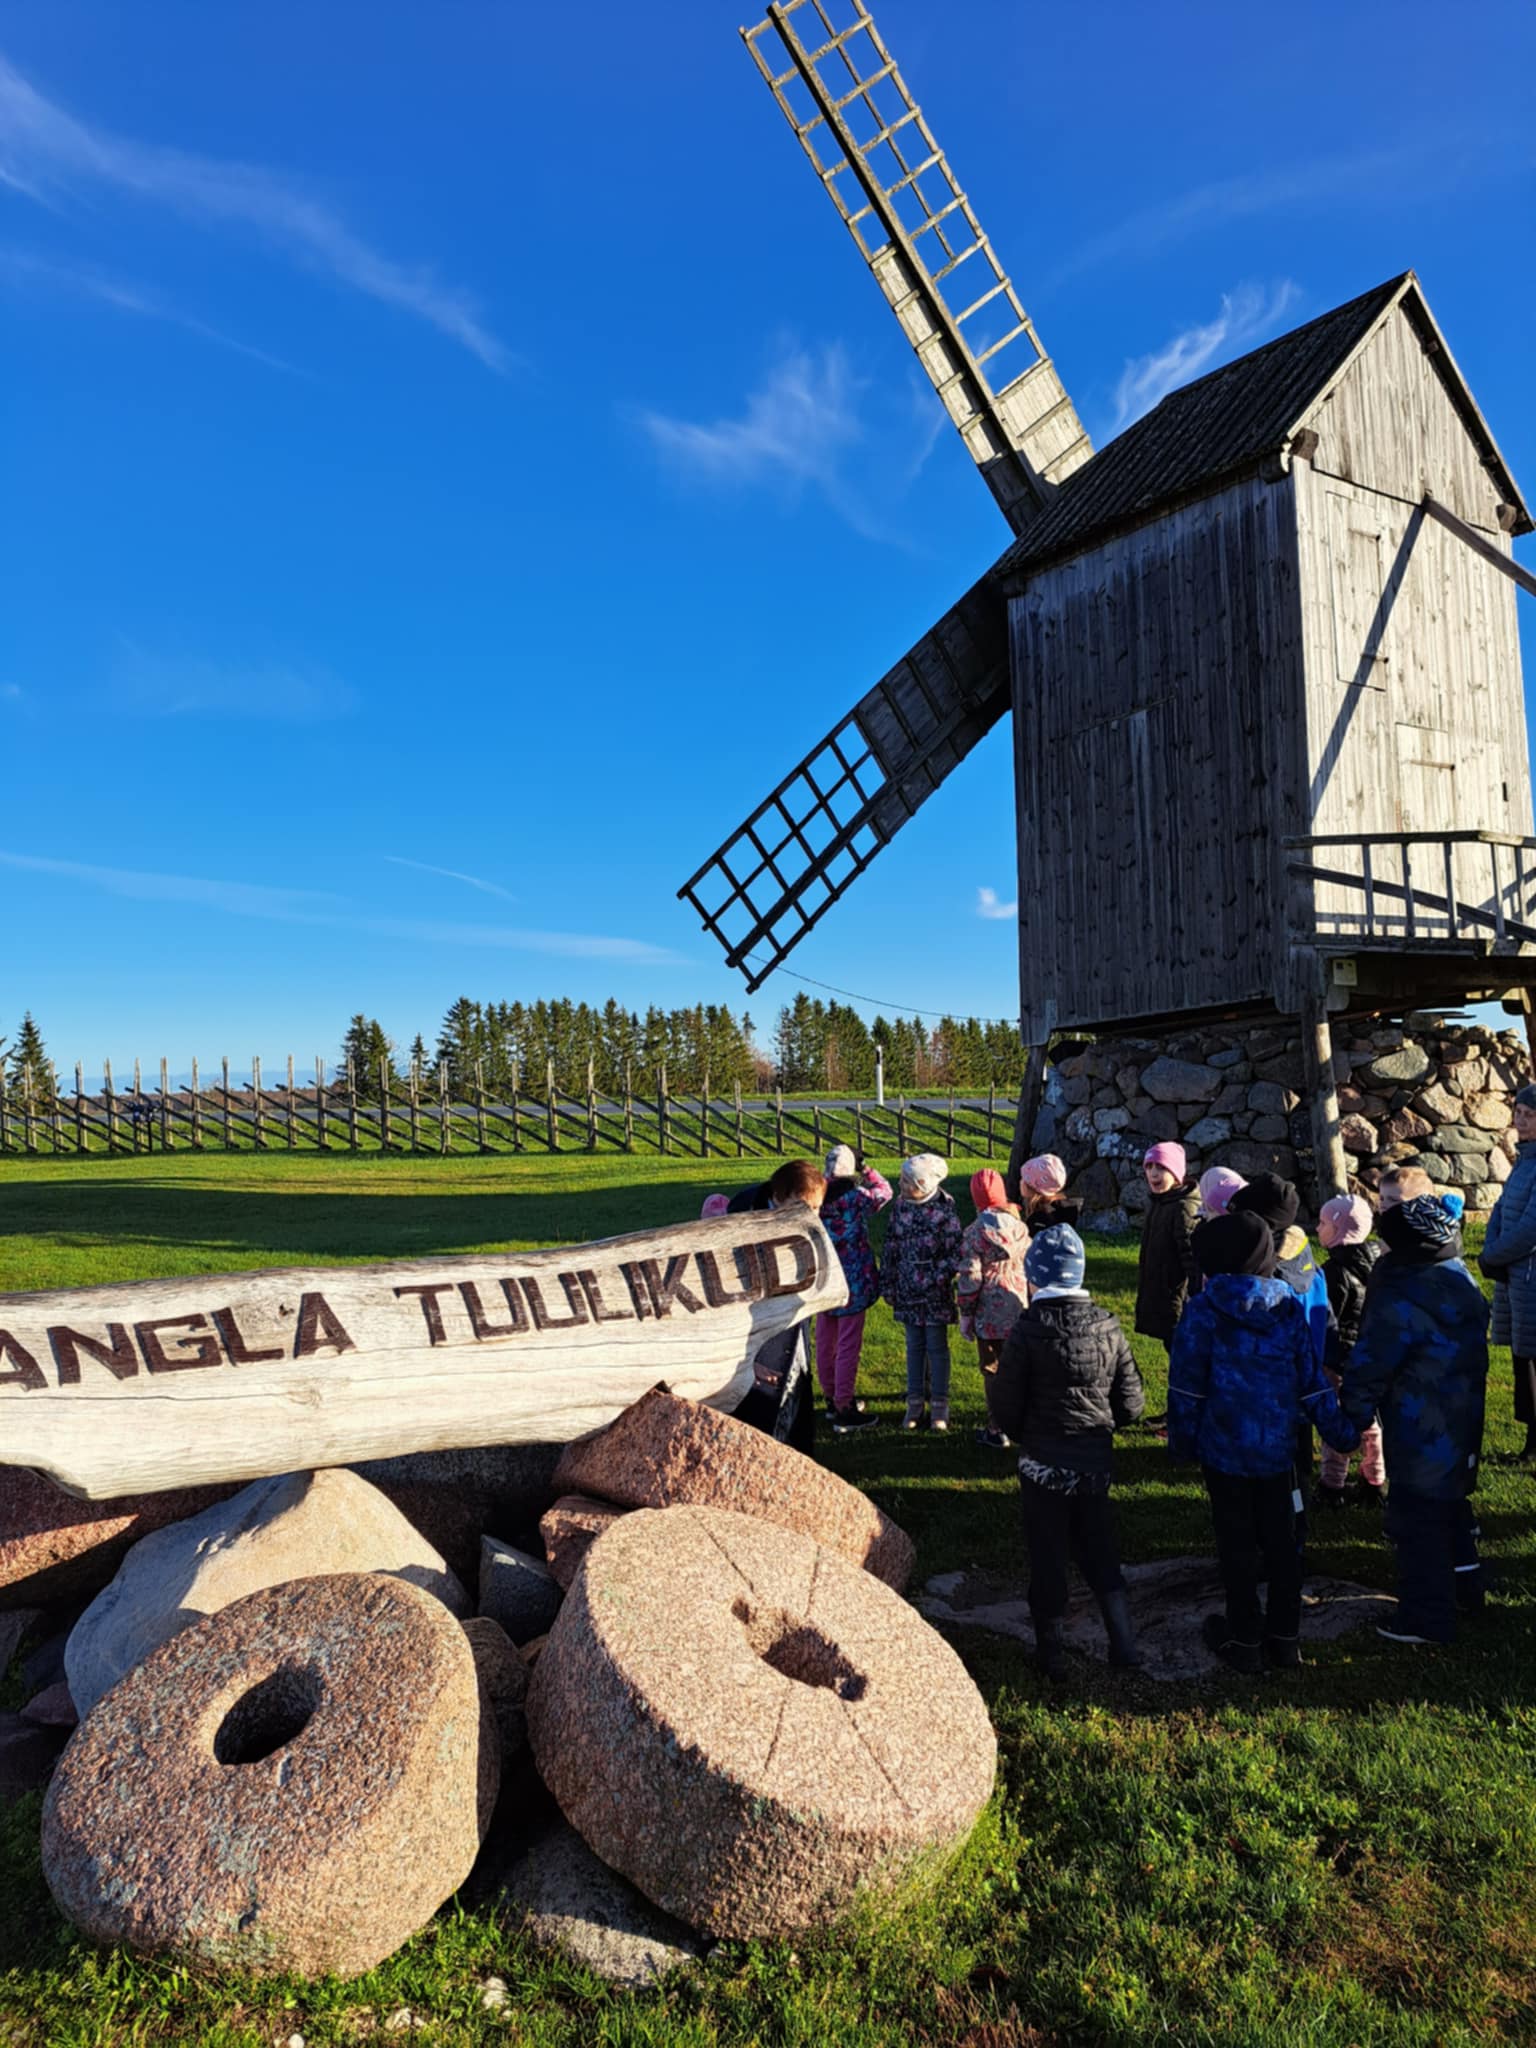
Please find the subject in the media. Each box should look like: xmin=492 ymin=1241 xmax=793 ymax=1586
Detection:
xmin=772 ymin=994 xmax=1023 ymax=1091
xmin=1 ymin=1013 xmax=52 ymax=1099
xmin=340 ymin=994 xmax=1023 ymax=1098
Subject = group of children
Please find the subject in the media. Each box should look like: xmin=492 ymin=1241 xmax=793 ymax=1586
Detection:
xmin=706 ymin=1128 xmax=1496 ymax=1674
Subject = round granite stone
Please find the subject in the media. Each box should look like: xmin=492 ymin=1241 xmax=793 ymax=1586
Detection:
xmin=527 ymin=1505 xmax=994 ymax=1938
xmin=552 ymin=1386 xmax=915 ymax=1590
xmin=42 ymin=1572 xmax=497 ymax=1979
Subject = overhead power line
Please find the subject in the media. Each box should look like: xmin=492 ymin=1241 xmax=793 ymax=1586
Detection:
xmin=741 ymin=954 xmax=1023 ymax=1028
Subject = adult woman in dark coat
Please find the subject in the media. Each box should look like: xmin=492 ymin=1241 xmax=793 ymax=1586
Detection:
xmin=1480 ymin=1083 xmax=1536 ymax=1462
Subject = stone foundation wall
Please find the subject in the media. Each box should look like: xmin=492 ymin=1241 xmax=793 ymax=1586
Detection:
xmin=1035 ymin=1018 xmax=1532 ymax=1234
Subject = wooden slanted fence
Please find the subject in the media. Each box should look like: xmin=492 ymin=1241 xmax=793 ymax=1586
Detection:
xmin=0 ymin=1059 xmax=1013 ymax=1162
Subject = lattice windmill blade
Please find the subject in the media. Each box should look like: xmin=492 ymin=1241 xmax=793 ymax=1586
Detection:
xmin=744 ymin=0 xmax=1092 ymax=534
xmin=678 ymin=570 xmax=1007 ymax=992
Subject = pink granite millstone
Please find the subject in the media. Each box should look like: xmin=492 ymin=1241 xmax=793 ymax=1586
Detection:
xmin=552 ymin=1387 xmax=916 ymax=1590
xmin=42 ymin=1572 xmax=497 ymax=1979
xmin=0 ymin=1469 xmax=237 ymax=1611
xmin=526 ymin=1505 xmax=995 ymax=1939
xmin=539 ymin=1496 xmax=628 ymax=1589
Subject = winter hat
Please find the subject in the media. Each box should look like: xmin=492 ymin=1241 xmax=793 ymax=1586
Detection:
xmin=1024 ymin=1223 xmax=1086 ymax=1292
xmin=1143 ymin=1141 xmax=1187 ymax=1182
xmin=700 ymin=1193 xmax=731 ymax=1220
xmin=1198 ymin=1166 xmax=1247 ymax=1217
xmin=1379 ymin=1193 xmax=1458 ymax=1259
xmin=825 ymin=1143 xmax=857 ymax=1180
xmin=970 ymin=1167 xmax=1016 ymax=1216
xmin=1194 ymin=1211 xmax=1277 ymax=1279
xmin=1516 ymin=1084 xmax=1536 ymax=1112
xmin=1439 ymin=1190 xmax=1466 ymax=1224
xmin=900 ymin=1152 xmax=948 ymax=1203
xmin=1020 ymin=1153 xmax=1068 ymax=1197
xmin=1230 ymin=1171 xmax=1301 ymax=1236
xmin=1319 ymin=1194 xmax=1374 ymax=1246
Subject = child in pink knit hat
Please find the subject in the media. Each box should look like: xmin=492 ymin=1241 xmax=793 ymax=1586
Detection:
xmin=1197 ymin=1166 xmax=1247 ymax=1219
xmin=1018 ymin=1153 xmax=1081 ymax=1231
xmin=1315 ymin=1194 xmax=1385 ymax=1508
xmin=1136 ymin=1141 xmax=1200 ymax=1356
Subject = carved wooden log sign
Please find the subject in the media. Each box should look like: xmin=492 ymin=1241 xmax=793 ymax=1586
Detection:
xmin=0 ymin=1209 xmax=847 ymax=1501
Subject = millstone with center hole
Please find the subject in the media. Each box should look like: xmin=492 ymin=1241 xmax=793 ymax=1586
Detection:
xmin=526 ymin=1504 xmax=995 ymax=1938
xmin=41 ymin=1572 xmax=498 ymax=1979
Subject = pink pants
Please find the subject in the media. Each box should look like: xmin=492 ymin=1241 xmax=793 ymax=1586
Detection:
xmin=1320 ymin=1421 xmax=1385 ymax=1489
xmin=815 ymin=1311 xmax=866 ymax=1410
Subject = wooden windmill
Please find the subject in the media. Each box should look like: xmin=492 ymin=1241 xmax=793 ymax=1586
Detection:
xmin=680 ymin=0 xmax=1536 ymax=1197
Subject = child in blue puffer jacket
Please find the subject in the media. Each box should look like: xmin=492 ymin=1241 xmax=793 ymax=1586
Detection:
xmin=1169 ymin=1210 xmax=1359 ymax=1674
xmin=1343 ymin=1193 xmax=1490 ymax=1646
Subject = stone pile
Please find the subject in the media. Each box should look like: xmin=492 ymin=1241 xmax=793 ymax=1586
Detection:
xmin=10 ymin=1384 xmax=984 ymax=1985
xmin=1036 ymin=1016 xmax=1531 ymax=1230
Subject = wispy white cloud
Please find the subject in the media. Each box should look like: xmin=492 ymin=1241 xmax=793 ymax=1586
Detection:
xmin=976 ymin=886 xmax=1016 ymax=921
xmin=384 ymin=855 xmax=517 ymax=902
xmin=0 ymin=850 xmax=683 ymax=963
xmin=635 ymin=342 xmax=943 ymax=547
xmin=1049 ymin=135 xmax=1533 ymax=288
xmin=0 ymin=246 xmax=301 ymax=370
xmin=1111 ymin=281 xmax=1301 ymax=431
xmin=0 ymin=51 xmax=508 ymax=371
xmin=112 ymin=644 xmax=358 ymax=723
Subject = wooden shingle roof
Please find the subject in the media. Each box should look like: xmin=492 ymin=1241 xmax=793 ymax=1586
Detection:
xmin=996 ymin=272 xmax=1529 ymax=585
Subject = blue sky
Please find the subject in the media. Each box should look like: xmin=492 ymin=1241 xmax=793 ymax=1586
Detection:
xmin=2 ymin=0 xmax=1533 ymax=1075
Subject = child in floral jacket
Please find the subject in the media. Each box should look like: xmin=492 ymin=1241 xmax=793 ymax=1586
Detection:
xmin=958 ymin=1167 xmax=1030 ymax=1449
xmin=816 ymin=1144 xmax=892 ymax=1434
xmin=883 ymin=1152 xmax=963 ymax=1431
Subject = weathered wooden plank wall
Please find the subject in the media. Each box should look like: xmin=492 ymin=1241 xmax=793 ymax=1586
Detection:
xmin=1293 ymin=302 xmax=1530 ymax=931
xmin=1011 ymin=473 xmax=1307 ymax=1042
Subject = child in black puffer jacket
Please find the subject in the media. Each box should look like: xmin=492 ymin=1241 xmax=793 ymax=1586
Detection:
xmin=992 ymin=1224 xmax=1145 ymax=1675
xmin=1316 ymin=1194 xmax=1384 ymax=1507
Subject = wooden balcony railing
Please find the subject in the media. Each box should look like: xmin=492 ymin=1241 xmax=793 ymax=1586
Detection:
xmin=1284 ymin=832 xmax=1536 ymax=950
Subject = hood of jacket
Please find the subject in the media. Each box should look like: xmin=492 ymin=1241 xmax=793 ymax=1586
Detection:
xmin=970 ymin=1208 xmax=1027 ymax=1259
xmin=1328 ymin=1240 xmax=1381 ymax=1282
xmin=1203 ymin=1271 xmax=1299 ymax=1330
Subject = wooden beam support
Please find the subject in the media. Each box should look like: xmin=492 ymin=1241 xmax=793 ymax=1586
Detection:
xmin=1423 ymin=494 xmax=1536 ymax=601
xmin=1300 ymin=982 xmax=1349 ymax=1208
xmin=1007 ymin=1043 xmax=1049 ymax=1194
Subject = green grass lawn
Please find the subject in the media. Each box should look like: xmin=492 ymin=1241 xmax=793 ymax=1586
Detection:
xmin=2 ymin=1152 xmax=1534 ymax=2047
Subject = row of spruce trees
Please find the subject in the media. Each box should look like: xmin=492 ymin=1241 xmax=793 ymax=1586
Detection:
xmin=341 ymin=993 xmax=1024 ymax=1096
xmin=1 ymin=998 xmax=1025 ymax=1103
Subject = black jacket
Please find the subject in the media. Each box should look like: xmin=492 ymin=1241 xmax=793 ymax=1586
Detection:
xmin=1323 ymin=1241 xmax=1383 ymax=1361
xmin=1136 ymin=1182 xmax=1201 ymax=1341
xmin=1024 ymin=1195 xmax=1083 ymax=1231
xmin=993 ymin=1295 xmax=1145 ymax=1474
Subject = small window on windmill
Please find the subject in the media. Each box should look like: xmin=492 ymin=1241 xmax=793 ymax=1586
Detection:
xmin=1393 ymin=724 xmax=1455 ymax=834
xmin=1327 ymin=491 xmax=1390 ymax=691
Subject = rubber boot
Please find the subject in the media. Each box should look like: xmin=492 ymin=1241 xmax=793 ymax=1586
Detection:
xmin=1098 ymin=1587 xmax=1143 ymax=1669
xmin=1034 ymin=1617 xmax=1065 ymax=1678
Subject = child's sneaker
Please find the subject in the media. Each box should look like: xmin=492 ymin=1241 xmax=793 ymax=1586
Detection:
xmin=974 ymin=1426 xmax=1012 ymax=1449
xmin=1356 ymin=1481 xmax=1385 ymax=1509
xmin=830 ymin=1404 xmax=877 ymax=1434
xmin=930 ymin=1414 xmax=949 ymax=1433
xmin=1201 ymin=1614 xmax=1262 ymax=1674
xmin=1312 ymin=1483 xmax=1347 ymax=1512
xmin=1263 ymin=1634 xmax=1302 ymax=1670
xmin=903 ymin=1404 xmax=926 ymax=1431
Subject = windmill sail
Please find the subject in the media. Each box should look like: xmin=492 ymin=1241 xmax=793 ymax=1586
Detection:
xmin=744 ymin=0 xmax=1091 ymax=533
xmin=678 ymin=571 xmax=1007 ymax=992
